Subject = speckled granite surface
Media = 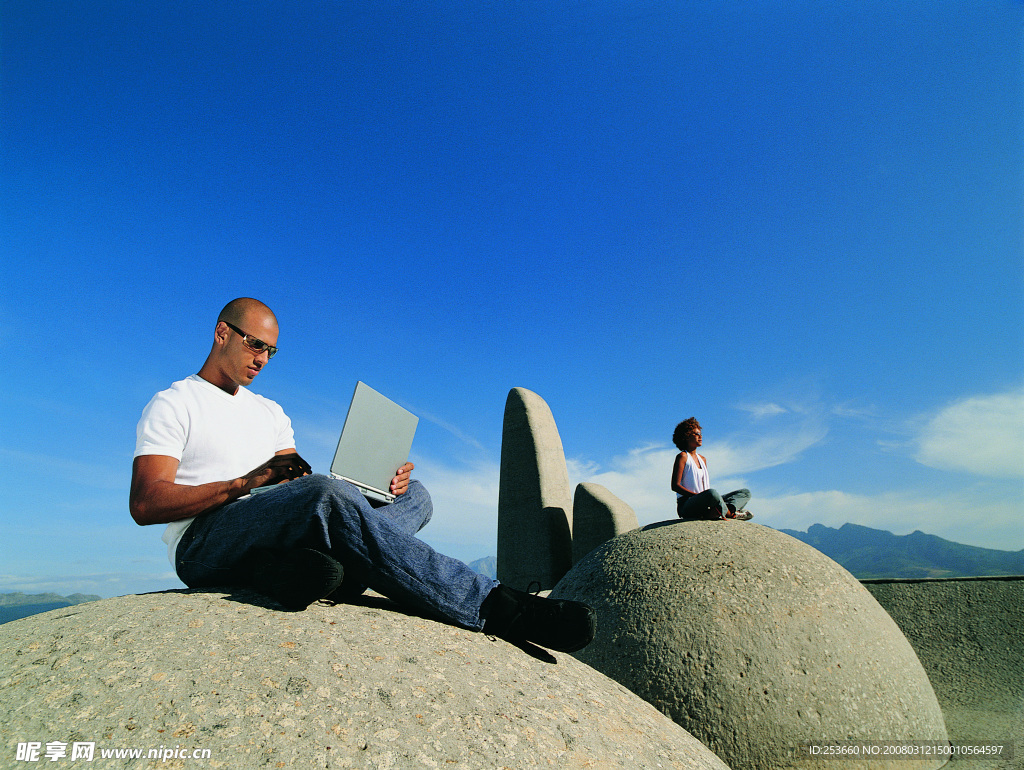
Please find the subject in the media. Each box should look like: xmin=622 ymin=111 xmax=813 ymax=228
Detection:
xmin=554 ymin=521 xmax=949 ymax=770
xmin=0 ymin=589 xmax=728 ymax=769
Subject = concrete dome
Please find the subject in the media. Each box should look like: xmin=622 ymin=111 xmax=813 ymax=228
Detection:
xmin=551 ymin=520 xmax=949 ymax=769
xmin=0 ymin=588 xmax=729 ymax=770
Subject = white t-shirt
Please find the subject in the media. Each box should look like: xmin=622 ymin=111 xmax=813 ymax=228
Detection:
xmin=678 ymin=452 xmax=710 ymax=498
xmin=134 ymin=374 xmax=296 ymax=565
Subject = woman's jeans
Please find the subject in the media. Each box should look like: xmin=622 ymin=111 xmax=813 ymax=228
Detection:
xmin=677 ymin=488 xmax=751 ymax=520
xmin=175 ymin=474 xmax=497 ymax=630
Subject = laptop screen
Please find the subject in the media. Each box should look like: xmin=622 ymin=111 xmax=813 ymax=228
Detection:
xmin=329 ymin=381 xmax=418 ymax=498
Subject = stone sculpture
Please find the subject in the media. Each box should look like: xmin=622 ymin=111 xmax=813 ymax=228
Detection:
xmin=551 ymin=520 xmax=950 ymax=770
xmin=497 ymin=387 xmax=574 ymax=591
xmin=572 ymin=482 xmax=639 ymax=564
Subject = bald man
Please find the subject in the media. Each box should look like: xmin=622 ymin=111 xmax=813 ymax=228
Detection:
xmin=130 ymin=298 xmax=595 ymax=653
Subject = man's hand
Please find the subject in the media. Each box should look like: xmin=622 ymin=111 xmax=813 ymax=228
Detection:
xmin=389 ymin=461 xmax=415 ymax=496
xmin=244 ymin=452 xmax=312 ymax=490
xmin=131 ymin=449 xmax=312 ymax=526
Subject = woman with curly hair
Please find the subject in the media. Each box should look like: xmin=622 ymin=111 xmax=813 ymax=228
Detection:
xmin=671 ymin=417 xmax=753 ymax=521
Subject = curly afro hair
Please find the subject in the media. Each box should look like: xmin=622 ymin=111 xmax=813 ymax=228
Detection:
xmin=672 ymin=417 xmax=702 ymax=450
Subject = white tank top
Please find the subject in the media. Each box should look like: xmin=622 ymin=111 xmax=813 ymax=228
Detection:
xmin=679 ymin=452 xmax=709 ymax=496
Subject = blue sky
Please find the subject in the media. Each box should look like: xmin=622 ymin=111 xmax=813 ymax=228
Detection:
xmin=2 ymin=0 xmax=1022 ymax=598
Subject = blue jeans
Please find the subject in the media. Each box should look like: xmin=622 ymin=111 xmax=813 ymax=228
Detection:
xmin=175 ymin=475 xmax=497 ymax=630
xmin=677 ymin=488 xmax=751 ymax=520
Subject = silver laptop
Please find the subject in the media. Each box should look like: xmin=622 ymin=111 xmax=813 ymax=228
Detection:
xmin=328 ymin=381 xmax=418 ymax=504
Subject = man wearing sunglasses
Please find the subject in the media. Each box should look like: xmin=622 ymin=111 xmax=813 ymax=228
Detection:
xmin=129 ymin=298 xmax=595 ymax=654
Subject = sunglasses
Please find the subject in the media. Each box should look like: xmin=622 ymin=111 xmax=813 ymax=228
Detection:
xmin=224 ymin=322 xmax=278 ymax=359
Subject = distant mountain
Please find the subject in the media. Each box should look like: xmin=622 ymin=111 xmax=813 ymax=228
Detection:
xmin=0 ymin=592 xmax=102 ymax=625
xmin=778 ymin=523 xmax=1024 ymax=579
xmin=468 ymin=555 xmax=496 ymax=578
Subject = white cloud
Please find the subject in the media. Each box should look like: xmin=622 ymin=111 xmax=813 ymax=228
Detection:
xmin=414 ymin=409 xmax=488 ymax=453
xmin=711 ymin=398 xmax=831 ymax=475
xmin=737 ymin=402 xmax=788 ymax=419
xmin=831 ymin=401 xmax=877 ymax=420
xmin=571 ymin=445 xmax=679 ymax=520
xmin=708 ymin=426 xmax=827 ymax=477
xmin=704 ymin=404 xmax=829 ymax=476
xmin=915 ymin=387 xmax=1024 ymax=479
xmin=411 ymin=456 xmax=500 ymax=563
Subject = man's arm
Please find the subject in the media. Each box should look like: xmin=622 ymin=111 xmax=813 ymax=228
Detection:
xmin=129 ymin=448 xmax=310 ymax=525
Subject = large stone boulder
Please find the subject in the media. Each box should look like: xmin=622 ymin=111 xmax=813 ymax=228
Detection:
xmin=0 ymin=589 xmax=729 ymax=770
xmin=551 ymin=520 xmax=950 ymax=770
xmin=572 ymin=482 xmax=639 ymax=565
xmin=498 ymin=387 xmax=574 ymax=591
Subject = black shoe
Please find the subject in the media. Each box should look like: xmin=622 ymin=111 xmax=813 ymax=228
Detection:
xmin=324 ymin=574 xmax=367 ymax=604
xmin=244 ymin=548 xmax=345 ymax=611
xmin=482 ymin=584 xmax=596 ymax=653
